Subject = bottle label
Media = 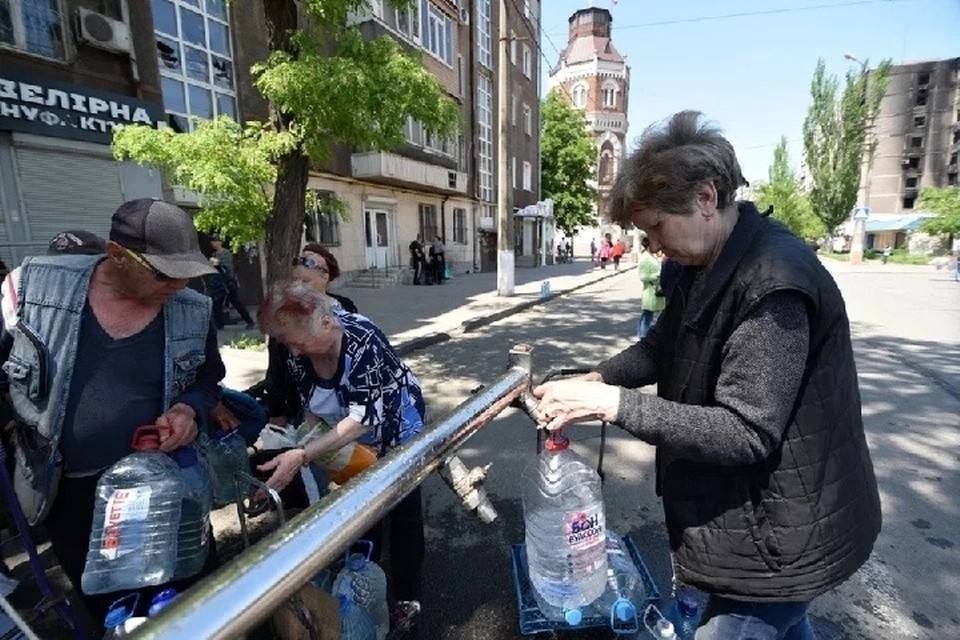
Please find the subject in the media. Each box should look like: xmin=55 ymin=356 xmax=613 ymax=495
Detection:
xmin=564 ymin=507 xmax=604 ymax=550
xmin=100 ymin=487 xmax=152 ymax=560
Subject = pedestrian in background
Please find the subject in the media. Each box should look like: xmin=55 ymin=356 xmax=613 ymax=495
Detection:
xmin=590 ymin=238 xmax=597 ymax=264
xmin=636 ymin=236 xmax=665 ymax=339
xmin=533 ymin=111 xmax=880 ymax=640
xmin=210 ymin=234 xmax=255 ymax=330
xmin=409 ymin=236 xmax=426 ymax=285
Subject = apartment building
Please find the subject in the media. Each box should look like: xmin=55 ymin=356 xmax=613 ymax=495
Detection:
xmin=862 ymin=57 xmax=960 ymax=216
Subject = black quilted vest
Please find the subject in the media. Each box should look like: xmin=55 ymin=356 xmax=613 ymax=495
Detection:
xmin=655 ymin=202 xmax=881 ymax=601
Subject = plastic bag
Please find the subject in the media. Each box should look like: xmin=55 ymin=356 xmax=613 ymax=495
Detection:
xmin=257 ymin=423 xmax=326 ymax=504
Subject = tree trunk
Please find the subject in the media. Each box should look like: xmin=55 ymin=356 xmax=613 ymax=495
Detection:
xmin=265 ymin=146 xmax=309 ymax=285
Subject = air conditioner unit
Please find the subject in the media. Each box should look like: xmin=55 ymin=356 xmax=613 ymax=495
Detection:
xmin=77 ymin=7 xmax=132 ymax=55
xmin=459 ymin=7 xmax=470 ymax=25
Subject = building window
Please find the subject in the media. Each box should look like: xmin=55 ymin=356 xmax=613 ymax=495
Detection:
xmin=523 ymin=0 xmax=530 ymax=19
xmin=511 ymin=93 xmax=518 ymax=126
xmin=917 ymin=71 xmax=930 ymax=85
xmin=572 ymin=83 xmax=587 ymax=108
xmin=154 ymin=0 xmax=237 ymax=132
xmin=305 ymin=191 xmax=342 ymax=246
xmin=905 ymin=177 xmax=918 ymax=188
xmin=949 ymin=173 xmax=958 ymax=186
xmin=477 ymin=75 xmax=494 ymax=204
xmin=950 ymin=152 xmax=958 ymax=166
xmin=404 ymin=116 xmax=423 ymax=145
xmin=523 ymin=103 xmax=532 ymax=135
xmin=423 ymin=0 xmax=453 ymax=66
xmin=915 ymin=90 xmax=927 ymax=107
xmin=509 ymin=30 xmax=516 ymax=65
xmin=522 ymin=44 xmax=532 ymax=79
xmin=1 ymin=0 xmax=64 ymax=58
xmin=906 ymin=156 xmax=920 ymax=170
xmin=476 ymin=0 xmax=491 ymax=69
xmin=913 ymin=115 xmax=926 ymax=127
xmin=909 ymin=136 xmax=922 ymax=148
xmin=601 ymin=82 xmax=618 ymax=108
xmin=453 ymin=207 xmax=467 ymax=243
xmin=522 ymin=160 xmax=532 ymax=191
xmin=511 ymin=156 xmax=517 ymax=189
xmin=902 ymin=196 xmax=915 ymax=209
xmin=419 ymin=203 xmax=438 ymax=241
xmin=396 ymin=2 xmax=421 ymax=42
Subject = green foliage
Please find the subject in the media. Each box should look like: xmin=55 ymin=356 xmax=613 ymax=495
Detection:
xmin=802 ymin=57 xmax=892 ymax=232
xmin=113 ymin=117 xmax=295 ymax=248
xmin=755 ymin=137 xmax=825 ymax=239
xmin=228 ymin=334 xmax=267 ymax=351
xmin=112 ymin=0 xmax=460 ymax=280
xmin=540 ymin=89 xmax=598 ymax=234
xmin=918 ymin=186 xmax=960 ymax=236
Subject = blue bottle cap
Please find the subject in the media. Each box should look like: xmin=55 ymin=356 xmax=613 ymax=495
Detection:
xmin=678 ymin=592 xmax=699 ymax=617
xmin=169 ymin=446 xmax=198 ymax=467
xmin=104 ymin=593 xmax=138 ymax=628
xmin=148 ymin=588 xmax=178 ymax=617
xmin=562 ymin=607 xmax=582 ymax=626
xmin=613 ymin=598 xmax=636 ymax=622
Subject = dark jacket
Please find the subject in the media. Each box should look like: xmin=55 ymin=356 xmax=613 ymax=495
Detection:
xmin=615 ymin=203 xmax=881 ymax=601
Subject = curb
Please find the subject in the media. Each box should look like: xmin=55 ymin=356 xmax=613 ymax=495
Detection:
xmin=396 ymin=268 xmax=630 ymax=356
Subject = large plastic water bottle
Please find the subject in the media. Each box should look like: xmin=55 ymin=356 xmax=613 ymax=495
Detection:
xmin=82 ymin=427 xmax=185 ymax=594
xmin=103 ymin=594 xmax=139 ymax=638
xmin=338 ymin=594 xmax=377 ymax=640
xmin=332 ymin=541 xmax=389 ymax=640
xmin=201 ymin=429 xmax=251 ymax=507
xmin=319 ymin=440 xmax=378 ymax=486
xmin=168 ymin=445 xmax=212 ymax=580
xmin=592 ymin=531 xmax=647 ymax=633
xmin=148 ymin=588 xmax=178 ymax=617
xmin=521 ymin=430 xmax=607 ymax=622
xmin=662 ymin=591 xmax=702 ymax=640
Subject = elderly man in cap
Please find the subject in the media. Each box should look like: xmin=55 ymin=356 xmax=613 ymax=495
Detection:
xmin=0 ymin=198 xmax=225 ymax=625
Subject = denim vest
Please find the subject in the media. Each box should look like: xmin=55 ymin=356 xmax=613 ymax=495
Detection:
xmin=2 ymin=255 xmax=212 ymax=525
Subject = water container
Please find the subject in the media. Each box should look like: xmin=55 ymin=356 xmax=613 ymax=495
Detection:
xmin=82 ymin=427 xmax=185 ymax=594
xmin=662 ymin=591 xmax=701 ymax=640
xmin=201 ymin=429 xmax=251 ymax=507
xmin=103 ymin=594 xmax=138 ymax=638
xmin=168 ymin=446 xmax=212 ymax=581
xmin=653 ymin=618 xmax=678 ymax=639
xmin=332 ymin=541 xmax=389 ymax=640
xmin=521 ymin=430 xmax=607 ymax=617
xmin=148 ymin=588 xmax=178 ymax=617
xmin=319 ymin=441 xmax=378 ymax=485
xmin=540 ymin=280 xmax=551 ymax=299
xmin=338 ymin=594 xmax=377 ymax=640
xmin=592 ymin=531 xmax=647 ymax=634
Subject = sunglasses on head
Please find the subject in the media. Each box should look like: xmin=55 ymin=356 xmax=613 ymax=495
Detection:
xmin=122 ymin=246 xmax=175 ymax=282
xmin=292 ymin=256 xmax=329 ymax=274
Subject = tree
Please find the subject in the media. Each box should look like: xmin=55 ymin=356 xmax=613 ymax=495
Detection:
xmin=754 ymin=137 xmax=825 ymax=239
xmin=919 ymin=186 xmax=960 ymax=243
xmin=113 ymin=0 xmax=460 ymax=284
xmin=802 ymin=58 xmax=891 ymax=233
xmin=540 ymin=88 xmax=598 ymax=234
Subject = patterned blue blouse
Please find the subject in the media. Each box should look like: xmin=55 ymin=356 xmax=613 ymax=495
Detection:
xmin=286 ymin=313 xmax=425 ymax=455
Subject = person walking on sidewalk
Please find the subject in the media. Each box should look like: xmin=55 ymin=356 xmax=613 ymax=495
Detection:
xmin=409 ymin=236 xmax=426 ymax=285
xmin=597 ymin=236 xmax=612 ymax=269
xmin=636 ymin=237 xmax=665 ymax=339
xmin=210 ymin=234 xmax=255 ymax=330
xmin=532 ymin=111 xmax=880 ymax=640
xmin=611 ymin=237 xmax=626 ymax=270
xmin=429 ymin=236 xmax=446 ymax=284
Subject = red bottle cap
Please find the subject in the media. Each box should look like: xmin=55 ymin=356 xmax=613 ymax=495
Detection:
xmin=544 ymin=430 xmax=569 ymax=451
xmin=131 ymin=425 xmax=169 ymax=451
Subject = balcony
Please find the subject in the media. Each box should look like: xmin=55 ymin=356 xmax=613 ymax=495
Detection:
xmin=351 ymin=151 xmax=468 ymax=195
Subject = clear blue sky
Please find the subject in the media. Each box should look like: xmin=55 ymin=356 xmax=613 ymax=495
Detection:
xmin=539 ymin=0 xmax=960 ymax=185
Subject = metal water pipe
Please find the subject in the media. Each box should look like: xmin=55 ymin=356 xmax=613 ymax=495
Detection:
xmin=133 ymin=345 xmax=535 ymax=639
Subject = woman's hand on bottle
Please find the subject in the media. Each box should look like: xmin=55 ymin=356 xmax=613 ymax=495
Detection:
xmin=531 ymin=378 xmax=620 ymax=431
xmin=257 ymin=448 xmax=307 ymax=493
xmin=155 ymin=403 xmax=199 ymax=451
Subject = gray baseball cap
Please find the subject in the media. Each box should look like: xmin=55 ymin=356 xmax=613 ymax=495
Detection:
xmin=109 ymin=198 xmax=216 ymax=279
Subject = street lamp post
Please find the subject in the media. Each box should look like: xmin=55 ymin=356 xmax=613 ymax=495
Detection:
xmin=845 ymin=52 xmax=870 ymax=266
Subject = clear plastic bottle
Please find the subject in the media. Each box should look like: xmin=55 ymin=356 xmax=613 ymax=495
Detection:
xmin=82 ymin=427 xmax=184 ymax=594
xmin=663 ymin=591 xmax=701 ymax=640
xmin=592 ymin=531 xmax=647 ymax=633
xmin=103 ymin=594 xmax=138 ymax=638
xmin=521 ymin=430 xmax=607 ymax=618
xmin=338 ymin=594 xmax=377 ymax=640
xmin=168 ymin=445 xmax=212 ymax=581
xmin=148 ymin=588 xmax=178 ymax=617
xmin=201 ymin=429 xmax=251 ymax=507
xmin=332 ymin=541 xmax=389 ymax=640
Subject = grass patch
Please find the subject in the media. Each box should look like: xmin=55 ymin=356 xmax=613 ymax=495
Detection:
xmin=229 ymin=335 xmax=266 ymax=351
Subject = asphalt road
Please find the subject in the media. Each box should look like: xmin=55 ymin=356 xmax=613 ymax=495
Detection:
xmin=400 ymin=263 xmax=960 ymax=640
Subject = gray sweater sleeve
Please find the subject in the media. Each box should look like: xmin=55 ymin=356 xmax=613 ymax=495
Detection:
xmin=615 ymin=291 xmax=810 ymax=466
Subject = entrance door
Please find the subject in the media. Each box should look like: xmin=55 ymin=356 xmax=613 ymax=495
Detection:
xmin=364 ymin=208 xmax=391 ymax=268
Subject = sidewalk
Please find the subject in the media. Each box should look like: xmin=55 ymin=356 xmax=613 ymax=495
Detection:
xmin=219 ymin=260 xmax=631 ymax=390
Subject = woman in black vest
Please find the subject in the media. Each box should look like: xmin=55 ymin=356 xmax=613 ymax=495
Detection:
xmin=532 ymin=111 xmax=881 ymax=640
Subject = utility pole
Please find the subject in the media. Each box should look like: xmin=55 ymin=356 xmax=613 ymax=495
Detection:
xmin=496 ymin=0 xmax=514 ymax=296
xmin=845 ymin=52 xmax=870 ymax=266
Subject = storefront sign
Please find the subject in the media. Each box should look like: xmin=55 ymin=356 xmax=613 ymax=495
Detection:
xmin=0 ymin=71 xmax=164 ymax=145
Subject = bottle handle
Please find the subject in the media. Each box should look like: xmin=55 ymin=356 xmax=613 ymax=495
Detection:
xmin=131 ymin=425 xmax=171 ymax=450
xmin=344 ymin=539 xmax=375 ymax=570
xmin=643 ymin=603 xmax=667 ymax=638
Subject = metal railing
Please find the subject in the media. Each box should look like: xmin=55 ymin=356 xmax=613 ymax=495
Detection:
xmin=132 ymin=344 xmax=534 ymax=639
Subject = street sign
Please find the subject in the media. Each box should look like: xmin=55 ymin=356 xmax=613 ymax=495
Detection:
xmin=852 ymin=206 xmax=871 ymax=220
